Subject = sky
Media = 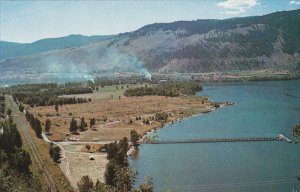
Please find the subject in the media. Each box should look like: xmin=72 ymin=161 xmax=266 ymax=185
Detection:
xmin=0 ymin=0 xmax=299 ymax=43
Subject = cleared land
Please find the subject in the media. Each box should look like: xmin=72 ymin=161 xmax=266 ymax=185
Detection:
xmin=29 ymin=95 xmax=214 ymax=141
xmin=58 ymin=143 xmax=108 ymax=186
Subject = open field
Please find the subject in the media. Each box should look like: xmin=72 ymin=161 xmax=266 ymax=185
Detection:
xmin=57 ymin=143 xmax=108 ymax=187
xmin=29 ymin=95 xmax=214 ymax=141
xmin=64 ymin=149 xmax=107 ymax=183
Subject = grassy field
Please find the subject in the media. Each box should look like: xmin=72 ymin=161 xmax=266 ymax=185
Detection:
xmin=29 ymin=94 xmax=213 ymax=141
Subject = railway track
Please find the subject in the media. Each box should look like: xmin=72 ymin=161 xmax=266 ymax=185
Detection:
xmin=6 ymin=96 xmax=57 ymax=192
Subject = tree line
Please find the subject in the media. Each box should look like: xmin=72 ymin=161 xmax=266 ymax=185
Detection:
xmin=69 ymin=117 xmax=95 ymax=133
xmin=54 ymin=87 xmax=93 ymax=95
xmin=124 ymin=81 xmax=203 ymax=97
xmin=94 ymin=76 xmax=151 ymax=87
xmin=49 ymin=143 xmax=61 ymax=163
xmin=25 ymin=111 xmax=42 ymax=138
xmin=2 ymin=83 xmax=93 ymax=95
xmin=13 ymin=92 xmax=89 ymax=107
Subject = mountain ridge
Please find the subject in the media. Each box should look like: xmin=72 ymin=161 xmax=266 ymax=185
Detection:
xmin=0 ymin=9 xmax=299 ymax=74
xmin=0 ymin=34 xmax=114 ymax=60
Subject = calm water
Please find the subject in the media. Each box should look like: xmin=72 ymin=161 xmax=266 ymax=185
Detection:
xmin=130 ymin=80 xmax=300 ymax=192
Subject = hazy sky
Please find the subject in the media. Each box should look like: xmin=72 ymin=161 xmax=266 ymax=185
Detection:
xmin=0 ymin=0 xmax=299 ymax=43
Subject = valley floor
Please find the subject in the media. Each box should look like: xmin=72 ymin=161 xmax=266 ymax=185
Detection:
xmin=27 ymin=91 xmax=222 ymax=189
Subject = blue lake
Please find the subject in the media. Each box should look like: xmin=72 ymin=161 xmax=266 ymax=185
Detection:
xmin=130 ymin=80 xmax=300 ymax=192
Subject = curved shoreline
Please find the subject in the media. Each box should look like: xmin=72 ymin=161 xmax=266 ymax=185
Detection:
xmin=127 ymin=101 xmax=235 ymax=156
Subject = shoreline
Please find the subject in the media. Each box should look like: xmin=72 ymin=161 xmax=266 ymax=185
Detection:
xmin=128 ymin=101 xmax=235 ymax=156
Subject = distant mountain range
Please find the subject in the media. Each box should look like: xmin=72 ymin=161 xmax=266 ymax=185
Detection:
xmin=0 ymin=9 xmax=299 ymax=74
xmin=0 ymin=34 xmax=113 ymax=60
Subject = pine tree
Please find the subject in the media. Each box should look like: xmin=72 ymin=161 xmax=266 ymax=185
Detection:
xmin=130 ymin=130 xmax=140 ymax=148
xmin=114 ymin=166 xmax=137 ymax=192
xmin=70 ymin=118 xmax=78 ymax=133
xmin=79 ymin=117 xmax=86 ymax=132
xmin=6 ymin=108 xmax=12 ymax=116
xmin=35 ymin=119 xmax=42 ymax=138
xmin=105 ymin=160 xmax=117 ymax=186
xmin=55 ymin=104 xmax=59 ymax=112
xmin=90 ymin=118 xmax=96 ymax=128
xmin=45 ymin=119 xmax=51 ymax=133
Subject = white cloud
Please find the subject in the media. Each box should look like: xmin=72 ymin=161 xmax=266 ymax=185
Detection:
xmin=290 ymin=0 xmax=300 ymax=4
xmin=217 ymin=0 xmax=259 ymax=15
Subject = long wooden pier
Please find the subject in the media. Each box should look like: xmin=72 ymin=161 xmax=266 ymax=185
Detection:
xmin=142 ymin=134 xmax=292 ymax=144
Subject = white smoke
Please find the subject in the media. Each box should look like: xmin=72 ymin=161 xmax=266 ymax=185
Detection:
xmin=10 ymin=47 xmax=152 ymax=83
xmin=98 ymin=48 xmax=151 ymax=79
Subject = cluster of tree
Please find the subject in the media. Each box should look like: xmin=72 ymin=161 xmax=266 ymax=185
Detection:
xmin=77 ymin=137 xmax=153 ymax=192
xmin=105 ymin=137 xmax=135 ymax=192
xmin=49 ymin=143 xmax=61 ymax=163
xmin=0 ymin=120 xmax=41 ymax=191
xmin=45 ymin=119 xmax=51 ymax=133
xmin=94 ymin=76 xmax=151 ymax=87
xmin=0 ymin=121 xmax=31 ymax=174
xmin=4 ymin=82 xmax=94 ymax=95
xmin=0 ymin=121 xmax=23 ymax=155
xmin=4 ymin=83 xmax=57 ymax=93
xmin=124 ymin=86 xmax=179 ymax=97
xmin=139 ymin=113 xmax=168 ymax=126
xmin=155 ymin=112 xmax=168 ymax=122
xmin=124 ymin=81 xmax=202 ymax=97
xmin=143 ymin=118 xmax=150 ymax=125
xmin=13 ymin=92 xmax=89 ymax=107
xmin=25 ymin=111 xmax=42 ymax=138
xmin=54 ymin=87 xmax=93 ymax=95
xmin=77 ymin=174 xmax=153 ymax=192
xmin=130 ymin=130 xmax=140 ymax=148
xmin=69 ymin=117 xmax=89 ymax=133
